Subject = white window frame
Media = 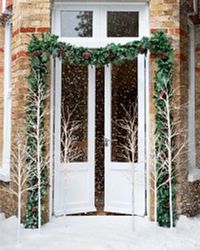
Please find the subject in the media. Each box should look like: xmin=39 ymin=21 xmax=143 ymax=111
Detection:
xmin=188 ymin=20 xmax=200 ymax=181
xmin=0 ymin=19 xmax=12 ymax=182
xmin=53 ymin=2 xmax=147 ymax=47
xmin=51 ymin=1 xmax=149 ymax=218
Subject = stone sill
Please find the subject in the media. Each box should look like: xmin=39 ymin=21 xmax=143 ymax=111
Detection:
xmin=188 ymin=168 xmax=200 ymax=182
xmin=0 ymin=168 xmax=10 ymax=182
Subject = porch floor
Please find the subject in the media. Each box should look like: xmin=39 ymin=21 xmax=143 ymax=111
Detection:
xmin=0 ymin=215 xmax=200 ymax=250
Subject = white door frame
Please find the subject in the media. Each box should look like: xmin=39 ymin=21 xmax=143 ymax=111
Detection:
xmin=54 ymin=60 xmax=96 ymax=215
xmin=104 ymin=55 xmax=146 ymax=215
xmin=51 ymin=1 xmax=149 ymax=218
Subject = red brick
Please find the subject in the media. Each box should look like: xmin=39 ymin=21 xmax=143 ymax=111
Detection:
xmin=150 ymin=28 xmax=168 ymax=33
xmin=20 ymin=27 xmax=36 ymax=33
xmin=12 ymin=28 xmax=19 ymax=38
xmin=6 ymin=0 xmax=12 ymax=8
xmin=37 ymin=27 xmax=50 ymax=32
xmin=12 ymin=51 xmax=29 ymax=61
xmin=196 ymin=67 xmax=200 ymax=72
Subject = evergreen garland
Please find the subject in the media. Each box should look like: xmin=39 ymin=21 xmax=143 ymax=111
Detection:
xmin=25 ymin=31 xmax=175 ymax=228
xmin=24 ymin=42 xmax=49 ymax=228
xmin=153 ymin=47 xmax=176 ymax=227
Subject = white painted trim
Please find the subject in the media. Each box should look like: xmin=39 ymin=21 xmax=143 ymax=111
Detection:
xmin=188 ymin=21 xmax=196 ymax=170
xmin=188 ymin=168 xmax=200 ymax=182
xmin=0 ymin=20 xmax=12 ymax=182
xmin=88 ymin=65 xmax=96 ymax=208
xmin=49 ymin=57 xmax=55 ymax=220
xmin=2 ymin=0 xmax=6 ymax=13
xmin=187 ymin=20 xmax=200 ymax=181
xmin=188 ymin=0 xmax=198 ymax=16
xmin=145 ymin=53 xmax=151 ymax=219
xmin=53 ymin=58 xmax=62 ymax=213
xmin=193 ymin=0 xmax=198 ymax=14
xmin=143 ymin=2 xmax=150 ymax=219
xmin=55 ymin=1 xmax=149 ymax=6
xmin=138 ymin=55 xmax=145 ymax=164
xmin=104 ymin=64 xmax=111 ymax=211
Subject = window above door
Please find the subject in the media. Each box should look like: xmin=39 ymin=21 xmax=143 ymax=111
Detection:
xmin=53 ymin=2 xmax=148 ymax=47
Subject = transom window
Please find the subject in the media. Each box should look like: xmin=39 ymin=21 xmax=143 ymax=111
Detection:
xmin=53 ymin=3 xmax=147 ymax=47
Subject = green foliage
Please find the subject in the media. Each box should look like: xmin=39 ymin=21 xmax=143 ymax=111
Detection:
xmin=152 ymin=33 xmax=176 ymax=227
xmin=25 ymin=30 xmax=175 ymax=228
xmin=24 ymin=45 xmax=49 ymax=228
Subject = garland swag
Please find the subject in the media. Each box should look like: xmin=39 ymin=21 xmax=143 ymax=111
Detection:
xmin=25 ymin=31 xmax=175 ymax=228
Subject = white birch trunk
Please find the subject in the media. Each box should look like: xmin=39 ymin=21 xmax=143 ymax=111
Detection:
xmin=37 ymin=80 xmax=42 ymax=230
xmin=17 ymin=137 xmax=22 ymax=244
xmin=166 ymin=94 xmax=173 ymax=229
xmin=17 ymin=192 xmax=21 ymax=244
xmin=131 ymin=162 xmax=135 ymax=231
xmin=154 ymin=173 xmax=157 ymax=222
xmin=0 ymin=134 xmax=38 ymax=243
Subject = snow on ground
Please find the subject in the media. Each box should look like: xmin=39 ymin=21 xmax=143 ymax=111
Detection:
xmin=0 ymin=214 xmax=200 ymax=250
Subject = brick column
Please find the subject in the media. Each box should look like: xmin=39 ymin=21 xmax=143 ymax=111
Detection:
xmin=149 ymin=0 xmax=200 ymax=219
xmin=149 ymin=0 xmax=181 ymax=220
xmin=11 ymin=0 xmax=51 ymax=131
xmin=0 ymin=0 xmax=51 ymax=218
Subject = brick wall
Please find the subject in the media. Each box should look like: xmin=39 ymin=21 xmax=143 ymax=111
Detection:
xmin=6 ymin=0 xmax=12 ymax=8
xmin=148 ymin=0 xmax=200 ymax=220
xmin=11 ymin=0 xmax=50 ymax=130
xmin=149 ymin=0 xmax=181 ymax=220
xmin=0 ymin=0 xmax=51 ymax=219
xmin=0 ymin=0 xmax=200 ymax=221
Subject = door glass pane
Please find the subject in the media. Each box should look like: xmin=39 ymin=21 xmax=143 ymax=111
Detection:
xmin=95 ymin=67 xmax=105 ymax=212
xmin=61 ymin=11 xmax=93 ymax=37
xmin=111 ymin=60 xmax=138 ymax=163
xmin=107 ymin=11 xmax=139 ymax=37
xmin=61 ymin=62 xmax=88 ymax=163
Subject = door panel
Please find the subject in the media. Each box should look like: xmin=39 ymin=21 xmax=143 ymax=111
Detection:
xmin=104 ymin=56 xmax=145 ymax=215
xmin=54 ymin=60 xmax=96 ymax=215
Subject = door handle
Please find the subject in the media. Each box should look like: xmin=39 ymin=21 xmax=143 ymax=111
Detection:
xmin=104 ymin=138 xmax=110 ymax=147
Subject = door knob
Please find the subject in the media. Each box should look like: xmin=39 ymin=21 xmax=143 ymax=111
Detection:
xmin=104 ymin=138 xmax=110 ymax=147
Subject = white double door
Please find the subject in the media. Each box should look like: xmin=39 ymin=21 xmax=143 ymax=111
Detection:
xmin=54 ymin=57 xmax=145 ymax=216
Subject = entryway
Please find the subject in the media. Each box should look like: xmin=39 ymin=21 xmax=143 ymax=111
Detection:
xmin=53 ymin=2 xmax=148 ymax=217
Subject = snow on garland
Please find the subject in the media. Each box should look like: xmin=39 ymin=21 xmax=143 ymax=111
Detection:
xmin=24 ymin=31 xmax=175 ymax=228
